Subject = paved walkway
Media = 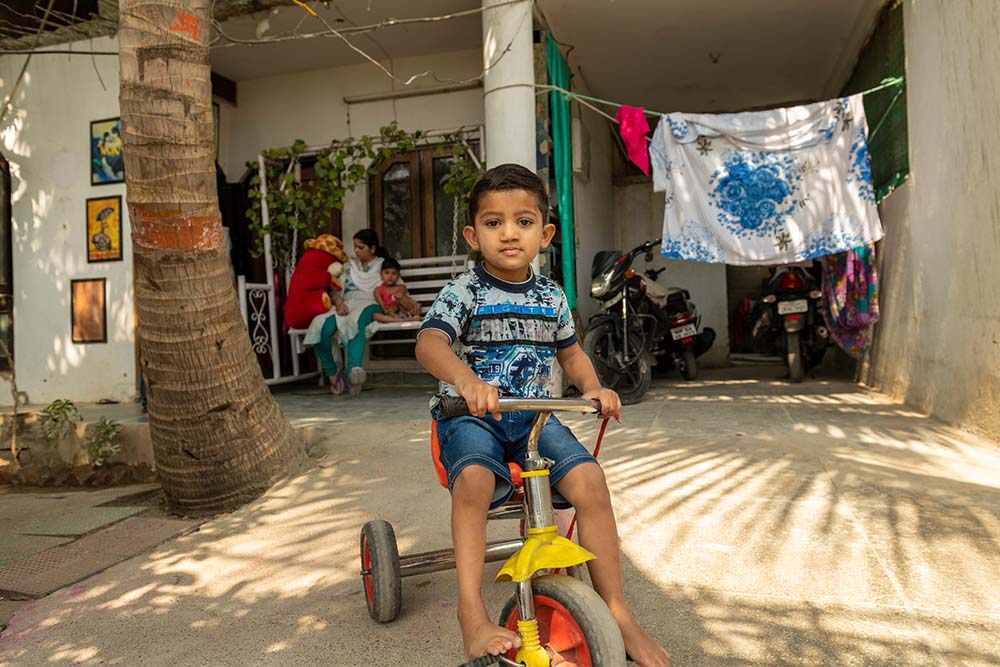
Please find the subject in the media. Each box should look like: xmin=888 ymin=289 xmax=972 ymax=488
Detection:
xmin=0 ymin=484 xmax=197 ymax=626
xmin=1 ymin=366 xmax=999 ymax=666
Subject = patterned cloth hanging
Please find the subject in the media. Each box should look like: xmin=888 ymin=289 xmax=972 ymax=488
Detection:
xmin=649 ymin=94 xmax=884 ymax=265
xmin=819 ymin=244 xmax=880 ymax=358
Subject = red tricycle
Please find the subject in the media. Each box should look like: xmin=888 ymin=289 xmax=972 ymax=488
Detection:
xmin=359 ymin=396 xmax=626 ymax=667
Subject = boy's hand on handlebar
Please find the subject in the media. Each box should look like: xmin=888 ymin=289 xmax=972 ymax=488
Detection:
xmin=582 ymin=387 xmax=621 ymax=419
xmin=455 ymin=376 xmax=501 ymax=421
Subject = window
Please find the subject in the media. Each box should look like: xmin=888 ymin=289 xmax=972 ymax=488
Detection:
xmin=370 ymin=145 xmax=472 ymax=259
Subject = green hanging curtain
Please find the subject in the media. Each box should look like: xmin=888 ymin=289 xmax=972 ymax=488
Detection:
xmin=546 ymin=34 xmax=576 ymax=309
xmin=841 ymin=1 xmax=908 ymax=202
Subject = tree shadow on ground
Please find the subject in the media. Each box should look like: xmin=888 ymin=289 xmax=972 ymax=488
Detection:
xmin=1 ymin=373 xmax=998 ymax=665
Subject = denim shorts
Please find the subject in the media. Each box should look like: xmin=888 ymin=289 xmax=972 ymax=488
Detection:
xmin=433 ymin=410 xmax=598 ymax=510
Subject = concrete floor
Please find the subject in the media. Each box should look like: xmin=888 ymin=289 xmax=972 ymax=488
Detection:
xmin=1 ymin=365 xmax=998 ymax=666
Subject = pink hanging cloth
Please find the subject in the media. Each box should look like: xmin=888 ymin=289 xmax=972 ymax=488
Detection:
xmin=614 ymin=105 xmax=650 ymax=175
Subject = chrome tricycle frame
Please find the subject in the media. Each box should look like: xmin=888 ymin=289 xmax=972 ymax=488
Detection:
xmin=403 ymin=397 xmax=601 ymax=666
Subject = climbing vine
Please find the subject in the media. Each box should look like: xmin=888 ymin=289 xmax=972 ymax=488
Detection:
xmin=245 ymin=122 xmax=422 ymax=269
xmin=246 ymin=124 xmax=485 ymax=268
xmin=437 ymin=132 xmax=484 ymax=226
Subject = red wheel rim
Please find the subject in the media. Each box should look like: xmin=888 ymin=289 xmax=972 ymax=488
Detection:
xmin=504 ymin=595 xmax=591 ymax=666
xmin=361 ymin=535 xmax=374 ymax=610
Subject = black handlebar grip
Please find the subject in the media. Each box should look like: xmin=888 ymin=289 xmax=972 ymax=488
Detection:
xmin=592 ymin=398 xmax=603 ymax=417
xmin=437 ymin=395 xmax=472 ymax=418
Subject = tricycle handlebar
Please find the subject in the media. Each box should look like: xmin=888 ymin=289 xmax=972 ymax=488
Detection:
xmin=437 ymin=395 xmax=601 ymax=418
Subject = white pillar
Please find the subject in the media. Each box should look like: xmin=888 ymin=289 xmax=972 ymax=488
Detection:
xmin=482 ymin=0 xmax=535 ymax=170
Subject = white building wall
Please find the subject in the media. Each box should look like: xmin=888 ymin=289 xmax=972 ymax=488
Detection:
xmin=571 ymin=104 xmax=615 ymax=323
xmin=1 ymin=36 xmax=136 ymax=407
xmin=0 ymin=40 xmax=486 ymax=406
xmin=612 ymin=181 xmax=730 ymax=368
xmin=863 ymin=0 xmax=1000 ymax=438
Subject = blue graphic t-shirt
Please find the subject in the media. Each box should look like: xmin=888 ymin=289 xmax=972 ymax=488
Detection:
xmin=420 ymin=263 xmax=578 ymax=401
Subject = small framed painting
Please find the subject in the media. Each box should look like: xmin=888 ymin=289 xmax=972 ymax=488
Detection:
xmin=90 ymin=117 xmax=124 ymax=185
xmin=85 ymin=195 xmax=123 ymax=263
xmin=71 ymin=278 xmax=107 ymax=344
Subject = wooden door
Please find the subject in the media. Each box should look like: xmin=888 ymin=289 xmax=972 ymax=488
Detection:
xmin=372 ymin=153 xmax=421 ymax=259
xmin=371 ymin=145 xmax=473 ymax=260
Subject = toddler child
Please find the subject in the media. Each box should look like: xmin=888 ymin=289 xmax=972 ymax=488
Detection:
xmin=373 ymin=257 xmax=422 ymax=323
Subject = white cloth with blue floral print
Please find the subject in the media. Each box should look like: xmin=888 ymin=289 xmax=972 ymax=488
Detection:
xmin=649 ymin=94 xmax=883 ymax=265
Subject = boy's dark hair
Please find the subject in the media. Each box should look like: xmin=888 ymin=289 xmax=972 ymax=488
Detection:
xmin=467 ymin=163 xmax=549 ymax=225
xmin=381 ymin=257 xmax=401 ymax=273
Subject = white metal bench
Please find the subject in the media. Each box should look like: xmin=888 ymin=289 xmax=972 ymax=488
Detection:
xmin=286 ymin=254 xmax=471 ymax=378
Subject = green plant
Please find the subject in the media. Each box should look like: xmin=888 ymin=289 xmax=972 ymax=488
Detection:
xmin=40 ymin=399 xmax=82 ymax=444
xmin=245 ymin=122 xmax=423 ymax=269
xmin=87 ymin=417 xmax=122 ymax=467
xmin=437 ymin=134 xmax=484 ymax=227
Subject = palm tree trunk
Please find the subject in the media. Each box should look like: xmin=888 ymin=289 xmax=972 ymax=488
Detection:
xmin=118 ymin=0 xmax=306 ymax=514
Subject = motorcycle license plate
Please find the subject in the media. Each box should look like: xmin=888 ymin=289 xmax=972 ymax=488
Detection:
xmin=778 ymin=299 xmax=809 ymax=315
xmin=671 ymin=324 xmax=697 ymax=340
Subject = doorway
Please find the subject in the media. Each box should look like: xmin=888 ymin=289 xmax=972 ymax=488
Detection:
xmin=370 ymin=145 xmax=471 ymax=259
xmin=0 ymin=152 xmax=12 ymax=371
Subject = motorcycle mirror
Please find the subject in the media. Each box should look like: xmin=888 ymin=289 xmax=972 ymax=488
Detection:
xmin=644 ymin=249 xmax=654 ymax=262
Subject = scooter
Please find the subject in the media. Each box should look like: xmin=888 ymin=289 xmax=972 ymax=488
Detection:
xmin=584 ymin=238 xmax=715 ymax=403
xmin=752 ymin=266 xmax=831 ymax=382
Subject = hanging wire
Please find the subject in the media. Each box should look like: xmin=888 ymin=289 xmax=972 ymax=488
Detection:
xmin=211 ymin=0 xmax=529 ymax=49
xmin=262 ymin=0 xmax=533 ymax=88
xmin=536 ymin=76 xmax=906 ymax=120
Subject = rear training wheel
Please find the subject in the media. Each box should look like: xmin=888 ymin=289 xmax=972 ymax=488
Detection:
xmin=360 ymin=519 xmax=402 ymax=622
xmin=498 ymin=574 xmax=625 ymax=666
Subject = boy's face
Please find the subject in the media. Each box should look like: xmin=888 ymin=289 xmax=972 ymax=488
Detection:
xmin=381 ymin=267 xmax=400 ymax=285
xmin=463 ymin=189 xmax=555 ymax=282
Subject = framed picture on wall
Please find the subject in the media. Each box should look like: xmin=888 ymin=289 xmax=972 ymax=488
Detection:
xmin=85 ymin=195 xmax=123 ymax=263
xmin=71 ymin=278 xmax=107 ymax=344
xmin=90 ymin=117 xmax=124 ymax=185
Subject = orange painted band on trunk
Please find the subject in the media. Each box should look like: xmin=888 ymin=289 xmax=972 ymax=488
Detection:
xmin=130 ymin=205 xmax=224 ymax=252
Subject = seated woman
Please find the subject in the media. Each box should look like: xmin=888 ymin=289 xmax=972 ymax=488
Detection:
xmin=303 ymin=228 xmax=388 ymax=397
xmin=373 ymin=257 xmax=422 ymax=324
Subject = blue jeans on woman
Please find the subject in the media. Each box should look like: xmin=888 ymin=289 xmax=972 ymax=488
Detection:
xmin=313 ymin=304 xmax=380 ymax=377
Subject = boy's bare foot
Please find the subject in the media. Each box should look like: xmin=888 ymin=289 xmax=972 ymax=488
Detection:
xmin=459 ymin=607 xmax=521 ymax=659
xmin=616 ymin=613 xmax=670 ymax=666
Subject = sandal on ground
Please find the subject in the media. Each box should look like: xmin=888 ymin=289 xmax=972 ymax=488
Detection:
xmin=348 ymin=367 xmax=367 ymax=396
xmin=329 ymin=371 xmax=347 ymax=397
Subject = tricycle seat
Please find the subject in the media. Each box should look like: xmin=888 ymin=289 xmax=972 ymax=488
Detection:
xmin=430 ymin=421 xmax=524 ymax=489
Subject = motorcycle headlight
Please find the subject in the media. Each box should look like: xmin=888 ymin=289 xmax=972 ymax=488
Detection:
xmin=591 ymin=272 xmax=613 ymax=297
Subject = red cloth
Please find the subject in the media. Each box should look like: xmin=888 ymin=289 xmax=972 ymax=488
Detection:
xmin=614 ymin=105 xmax=650 ymax=175
xmin=283 ymin=247 xmax=340 ymax=329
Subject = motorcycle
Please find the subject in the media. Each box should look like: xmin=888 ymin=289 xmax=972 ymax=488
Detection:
xmin=751 ymin=265 xmax=831 ymax=382
xmin=583 ymin=238 xmax=715 ymax=404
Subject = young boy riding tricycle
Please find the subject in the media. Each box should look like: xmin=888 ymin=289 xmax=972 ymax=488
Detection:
xmin=413 ymin=164 xmax=670 ymax=666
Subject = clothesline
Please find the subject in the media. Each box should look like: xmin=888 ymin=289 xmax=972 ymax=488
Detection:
xmin=536 ymin=76 xmax=905 ymax=120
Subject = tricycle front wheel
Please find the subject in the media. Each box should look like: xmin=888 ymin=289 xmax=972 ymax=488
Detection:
xmin=498 ymin=574 xmax=625 ymax=667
